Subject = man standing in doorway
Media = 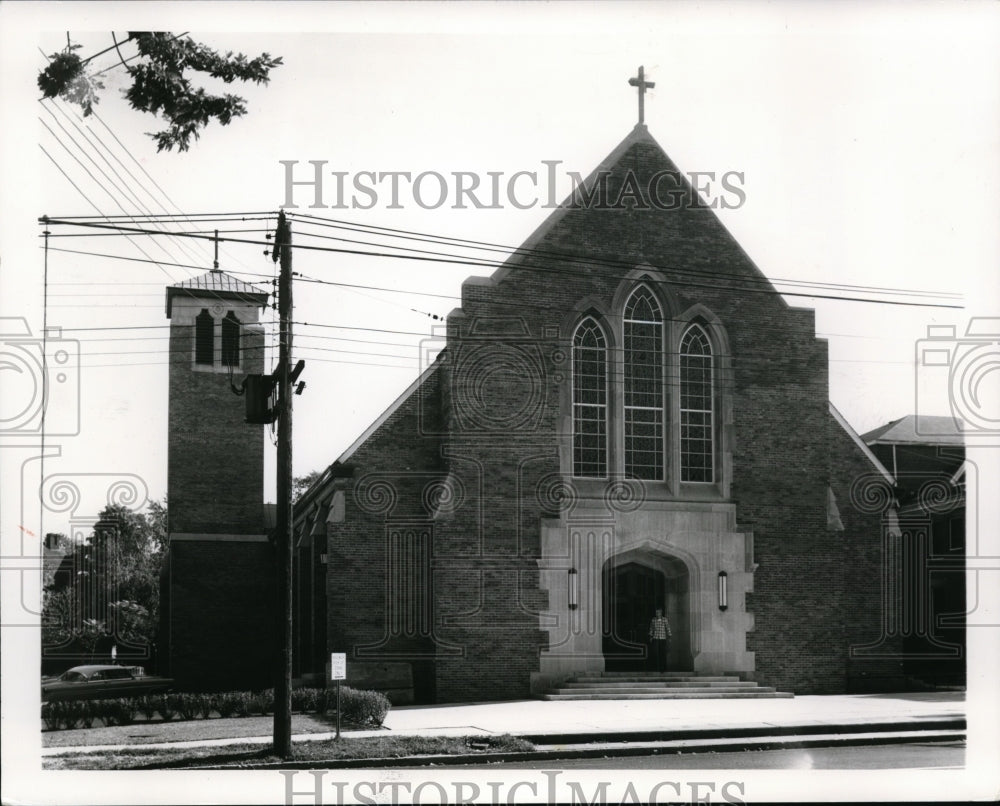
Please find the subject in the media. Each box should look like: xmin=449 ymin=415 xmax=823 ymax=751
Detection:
xmin=648 ymin=608 xmax=672 ymax=672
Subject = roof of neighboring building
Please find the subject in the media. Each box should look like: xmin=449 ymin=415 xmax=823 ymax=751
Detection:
xmin=861 ymin=415 xmax=965 ymax=446
xmin=165 ymin=269 xmax=269 ymax=317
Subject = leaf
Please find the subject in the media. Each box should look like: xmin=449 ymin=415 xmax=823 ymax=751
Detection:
xmin=38 ymin=33 xmax=282 ymax=152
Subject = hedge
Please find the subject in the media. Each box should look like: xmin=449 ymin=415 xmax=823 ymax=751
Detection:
xmin=41 ymin=686 xmax=390 ymax=731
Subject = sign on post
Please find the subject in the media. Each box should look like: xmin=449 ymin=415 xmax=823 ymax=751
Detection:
xmin=330 ymin=653 xmax=346 ymax=739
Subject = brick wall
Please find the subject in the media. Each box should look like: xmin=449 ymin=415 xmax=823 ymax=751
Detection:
xmin=163 ymin=540 xmax=276 ymax=691
xmin=167 ymin=308 xmax=266 ymax=535
xmin=326 ymin=366 xmax=444 ymax=702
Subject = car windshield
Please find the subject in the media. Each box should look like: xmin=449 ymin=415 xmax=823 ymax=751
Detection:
xmin=59 ymin=671 xmax=86 ymax=683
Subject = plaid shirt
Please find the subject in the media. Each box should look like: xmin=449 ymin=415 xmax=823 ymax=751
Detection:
xmin=649 ymin=615 xmax=672 ymax=640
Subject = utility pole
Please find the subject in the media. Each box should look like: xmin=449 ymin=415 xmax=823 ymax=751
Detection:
xmin=273 ymin=210 xmax=293 ymax=758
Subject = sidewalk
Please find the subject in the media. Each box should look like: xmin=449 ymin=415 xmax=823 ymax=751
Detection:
xmin=41 ymin=691 xmax=964 ymax=757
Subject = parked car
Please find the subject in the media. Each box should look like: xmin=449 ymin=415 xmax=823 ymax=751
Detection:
xmin=41 ymin=665 xmax=173 ymax=702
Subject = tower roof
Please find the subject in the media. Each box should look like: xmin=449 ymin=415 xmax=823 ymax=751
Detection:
xmin=165 ymin=269 xmax=269 ymax=318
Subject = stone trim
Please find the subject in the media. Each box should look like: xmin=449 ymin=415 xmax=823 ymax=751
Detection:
xmin=169 ymin=533 xmax=270 ymax=543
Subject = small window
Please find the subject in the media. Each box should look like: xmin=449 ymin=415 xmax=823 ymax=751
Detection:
xmin=221 ymin=311 xmax=241 ymax=368
xmin=195 ymin=309 xmax=214 ymax=365
xmin=680 ymin=323 xmax=714 ymax=482
xmin=573 ymin=317 xmax=608 ymax=477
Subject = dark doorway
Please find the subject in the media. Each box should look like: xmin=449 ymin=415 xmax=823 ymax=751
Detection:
xmin=602 ymin=561 xmax=665 ymax=671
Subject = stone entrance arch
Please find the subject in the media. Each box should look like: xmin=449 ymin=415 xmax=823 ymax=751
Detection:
xmin=533 ymin=513 xmax=755 ymax=695
xmin=603 ymin=550 xmax=692 ymax=672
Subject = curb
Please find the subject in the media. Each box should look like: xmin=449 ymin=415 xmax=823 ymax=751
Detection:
xmin=179 ymin=727 xmax=965 ymax=770
xmin=519 ymin=717 xmax=966 ymax=745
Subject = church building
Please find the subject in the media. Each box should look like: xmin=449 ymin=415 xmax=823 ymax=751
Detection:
xmin=162 ymin=75 xmax=913 ymax=702
xmin=289 ymin=107 xmax=906 ymax=702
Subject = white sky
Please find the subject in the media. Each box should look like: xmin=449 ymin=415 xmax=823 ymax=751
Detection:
xmin=2 ymin=2 xmax=999 ymax=803
xmin=4 ymin=5 xmax=999 ymax=519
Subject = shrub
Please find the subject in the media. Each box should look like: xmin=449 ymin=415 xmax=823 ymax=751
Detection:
xmin=39 ymin=685 xmax=390 ymax=731
xmin=176 ymin=693 xmax=198 ymax=721
xmin=317 ymin=687 xmax=336 ymax=714
xmin=121 ymin=699 xmax=138 ymax=725
xmin=292 ymin=687 xmax=318 ymax=714
xmin=77 ymin=700 xmax=95 ymax=729
xmin=156 ymin=693 xmax=175 ymax=722
xmin=94 ymin=699 xmax=114 ymax=726
xmin=137 ymin=696 xmax=158 ymax=722
xmin=59 ymin=700 xmax=82 ymax=730
xmin=197 ymin=693 xmax=215 ymax=719
xmin=44 ymin=700 xmax=81 ymax=730
xmin=215 ymin=692 xmax=238 ymax=719
xmin=234 ymin=691 xmax=253 ymax=718
xmin=166 ymin=693 xmax=185 ymax=720
xmin=103 ymin=698 xmax=137 ymax=726
xmin=338 ymin=687 xmax=391 ymax=727
xmin=41 ymin=702 xmax=60 ymax=731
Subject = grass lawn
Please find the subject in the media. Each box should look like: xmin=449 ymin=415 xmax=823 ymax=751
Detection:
xmin=43 ymin=713 xmax=339 ymax=747
xmin=43 ymin=734 xmax=535 ymax=770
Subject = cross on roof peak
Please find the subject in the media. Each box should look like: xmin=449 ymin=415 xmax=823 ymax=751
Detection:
xmin=628 ymin=66 xmax=655 ymax=125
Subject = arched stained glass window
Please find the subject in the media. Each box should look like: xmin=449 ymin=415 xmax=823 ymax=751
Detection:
xmin=623 ymin=286 xmax=664 ymax=480
xmin=680 ymin=323 xmax=714 ymax=482
xmin=195 ymin=309 xmax=214 ymax=365
xmin=573 ymin=317 xmax=608 ymax=477
xmin=221 ymin=311 xmax=241 ymax=368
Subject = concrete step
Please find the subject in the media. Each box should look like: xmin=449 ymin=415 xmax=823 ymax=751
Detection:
xmin=598 ymin=671 xmax=706 ymax=677
xmin=566 ymin=675 xmax=741 ymax=684
xmin=562 ymin=680 xmax=756 ymax=688
xmin=549 ymin=686 xmax=779 ymax=696
xmin=541 ymin=691 xmax=795 ymax=700
xmin=542 ymin=670 xmax=793 ymax=700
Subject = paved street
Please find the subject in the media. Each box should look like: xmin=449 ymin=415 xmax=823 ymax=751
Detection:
xmin=453 ymin=740 xmax=965 ymax=770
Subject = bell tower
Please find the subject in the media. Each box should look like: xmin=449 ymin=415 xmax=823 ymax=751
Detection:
xmin=161 ymin=269 xmax=276 ymax=690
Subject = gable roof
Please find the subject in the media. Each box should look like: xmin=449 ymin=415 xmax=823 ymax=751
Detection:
xmin=485 ymin=123 xmax=660 ymax=284
xmin=165 ymin=269 xmax=269 ymax=317
xmin=335 ymin=357 xmax=443 ymax=466
xmin=861 ymin=415 xmax=965 ymax=446
xmin=830 ymin=403 xmax=894 ymax=484
xmin=475 ymin=123 xmax=794 ymax=317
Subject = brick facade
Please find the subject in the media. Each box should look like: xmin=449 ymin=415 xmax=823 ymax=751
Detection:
xmin=297 ymin=124 xmax=901 ymax=702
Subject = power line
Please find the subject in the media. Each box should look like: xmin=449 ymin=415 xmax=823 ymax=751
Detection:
xmin=30 ymin=204 xmax=966 ymax=299
xmin=51 ymin=98 xmax=225 ymax=271
xmin=49 ymin=206 xmax=959 ymax=302
xmin=47 ymin=212 xmax=959 ymax=306
xmin=40 ymin=238 xmax=956 ymax=333
xmin=285 ymin=211 xmax=962 ymax=301
xmin=40 ymin=108 xmax=187 ymax=269
xmin=89 ymin=108 xmax=260 ymax=276
xmin=38 ymin=146 xmax=180 ymax=284
xmin=40 ymin=217 xmax=965 ymax=309
xmin=42 ymin=246 xmax=273 ymax=293
xmin=44 ymin=98 xmax=233 ymax=275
